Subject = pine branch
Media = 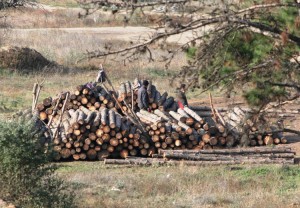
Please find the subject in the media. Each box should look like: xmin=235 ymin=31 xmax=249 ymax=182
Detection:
xmin=234 ymin=19 xmax=300 ymax=46
xmin=267 ymin=81 xmax=300 ymax=92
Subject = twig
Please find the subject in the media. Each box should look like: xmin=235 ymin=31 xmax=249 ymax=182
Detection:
xmin=209 ymin=93 xmax=217 ymax=123
xmin=216 ymin=109 xmax=226 ymax=126
xmin=47 ymin=94 xmax=62 ymax=128
xmin=32 ymin=83 xmax=38 ymax=112
xmin=131 ymin=89 xmax=134 ymax=111
xmin=52 ymin=92 xmax=69 ymax=140
xmin=33 ymin=78 xmax=45 ymax=110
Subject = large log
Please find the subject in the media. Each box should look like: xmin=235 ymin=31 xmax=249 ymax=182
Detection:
xmin=264 ymin=135 xmax=274 ymax=145
xmin=169 ymin=111 xmax=187 ymax=123
xmin=178 ymin=121 xmax=193 ymax=135
xmin=183 ymin=107 xmax=203 ymax=123
xmin=177 ymin=108 xmax=189 ymax=118
xmin=87 ymin=149 xmax=97 ymax=160
xmin=153 ymin=109 xmax=170 ymax=121
xmin=163 ymin=152 xmax=295 ymax=160
xmin=93 ymin=112 xmax=101 ymax=127
xmin=104 ymin=157 xmax=294 ymax=166
xmin=101 ymin=107 xmax=108 ymax=126
xmin=115 ymin=113 xmax=123 ymax=130
xmin=85 ymin=111 xmax=96 ymax=124
xmin=158 ymin=147 xmax=293 ymax=155
xmin=119 ymin=82 xmax=127 ymax=100
xmin=108 ymin=110 xmax=116 ymax=129
xmin=77 ymin=110 xmax=86 ymax=125
xmin=43 ymin=97 xmax=52 ymax=108
xmin=171 ymin=123 xmax=182 ymax=132
xmin=140 ymin=109 xmax=162 ymax=121
xmin=136 ymin=112 xmax=159 ymax=124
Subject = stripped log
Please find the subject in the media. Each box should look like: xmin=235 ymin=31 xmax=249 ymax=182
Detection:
xmin=104 ymin=157 xmax=294 ymax=166
xmin=169 ymin=111 xmax=186 ymax=123
xmin=109 ymin=110 xmax=116 ymax=129
xmin=158 ymin=147 xmax=293 ymax=155
xmin=183 ymin=106 xmax=203 ymax=123
xmin=101 ymin=108 xmax=108 ymax=126
xmin=153 ymin=109 xmax=170 ymax=121
xmin=140 ymin=109 xmax=162 ymax=121
xmin=178 ymin=121 xmax=193 ymax=135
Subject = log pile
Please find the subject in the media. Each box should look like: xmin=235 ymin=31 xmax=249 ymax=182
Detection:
xmin=37 ymin=84 xmax=117 ymax=124
xmin=104 ymin=147 xmax=295 ymax=165
xmin=223 ymin=106 xmax=288 ymax=146
xmin=46 ymin=106 xmax=156 ymax=161
xmin=136 ymin=107 xmax=238 ymax=150
xmin=33 ymin=80 xmax=291 ymax=161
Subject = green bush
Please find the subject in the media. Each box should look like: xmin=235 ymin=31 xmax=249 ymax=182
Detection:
xmin=0 ymin=119 xmax=75 ymax=208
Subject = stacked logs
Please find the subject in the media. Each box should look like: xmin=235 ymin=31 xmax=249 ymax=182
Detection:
xmin=224 ymin=107 xmax=288 ymax=146
xmin=49 ymin=106 xmax=156 ymax=161
xmin=34 ymin=82 xmax=290 ymax=161
xmin=37 ymin=84 xmax=116 ymax=124
xmin=191 ymin=106 xmax=288 ymax=146
xmin=137 ymin=109 xmax=199 ymax=150
xmin=136 ymin=107 xmax=238 ymax=151
xmin=117 ymin=80 xmax=177 ymax=113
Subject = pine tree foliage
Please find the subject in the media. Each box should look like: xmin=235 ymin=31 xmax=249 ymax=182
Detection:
xmin=0 ymin=119 xmax=75 ymax=208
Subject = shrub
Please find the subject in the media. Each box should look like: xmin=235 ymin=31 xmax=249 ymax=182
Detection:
xmin=0 ymin=119 xmax=75 ymax=208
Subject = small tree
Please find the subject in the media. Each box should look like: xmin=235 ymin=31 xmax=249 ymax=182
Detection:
xmin=0 ymin=119 xmax=75 ymax=208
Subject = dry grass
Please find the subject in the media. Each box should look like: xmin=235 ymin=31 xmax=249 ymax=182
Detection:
xmin=0 ymin=27 xmax=186 ymax=66
xmin=56 ymin=162 xmax=300 ymax=208
xmin=0 ymin=23 xmax=188 ymax=117
xmin=2 ymin=7 xmax=124 ymax=28
xmin=0 ymin=6 xmax=162 ymax=29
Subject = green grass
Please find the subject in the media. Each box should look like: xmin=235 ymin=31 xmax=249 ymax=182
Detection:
xmin=56 ymin=162 xmax=300 ymax=208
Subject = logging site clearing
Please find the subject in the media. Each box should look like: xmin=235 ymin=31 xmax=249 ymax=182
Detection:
xmin=0 ymin=1 xmax=300 ymax=208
